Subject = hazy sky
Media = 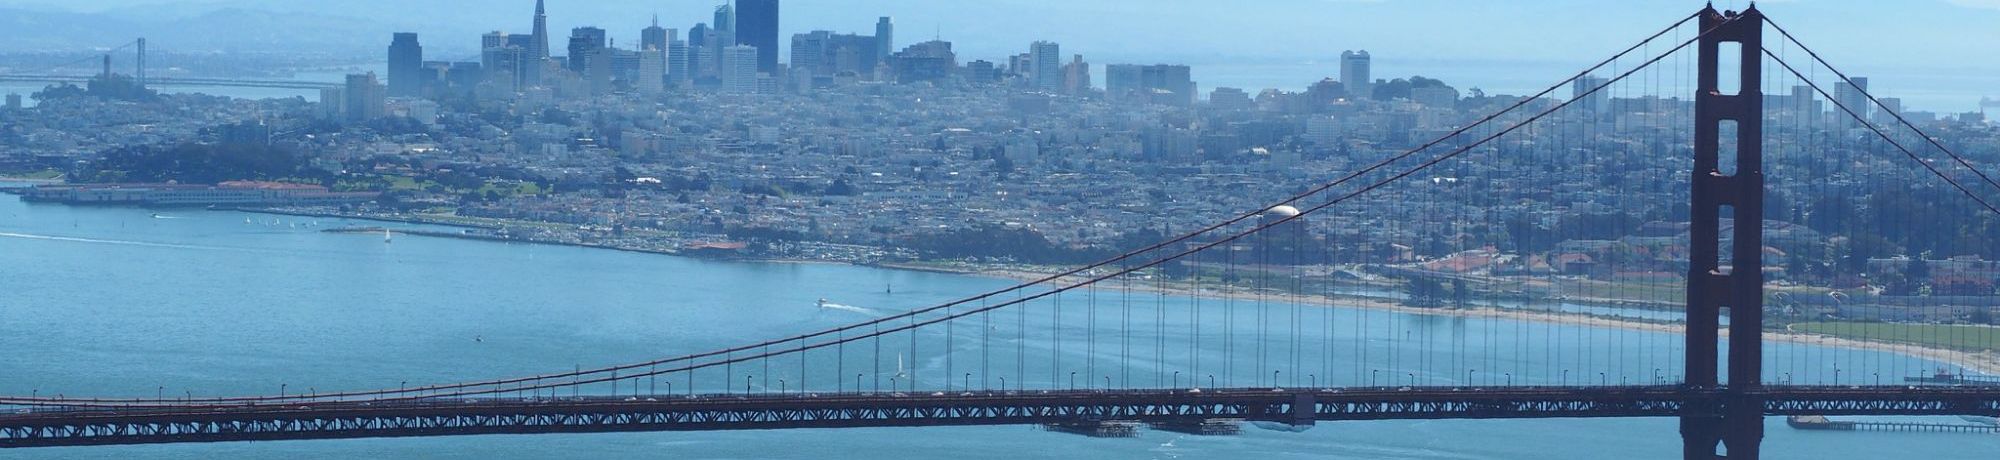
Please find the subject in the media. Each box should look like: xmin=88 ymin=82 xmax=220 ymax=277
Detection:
xmin=5 ymin=0 xmax=1996 ymax=108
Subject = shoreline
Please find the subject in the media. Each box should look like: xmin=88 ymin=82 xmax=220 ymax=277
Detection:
xmin=25 ymin=199 xmax=1996 ymax=379
xmin=231 ymin=207 xmax=499 ymax=230
xmin=925 ymin=264 xmax=2000 ymax=377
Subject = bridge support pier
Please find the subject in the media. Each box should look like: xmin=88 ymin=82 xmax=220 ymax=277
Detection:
xmin=1684 ymin=5 xmax=1765 ymax=460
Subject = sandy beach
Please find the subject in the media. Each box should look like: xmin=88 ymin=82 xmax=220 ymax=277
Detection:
xmin=907 ymin=264 xmax=2000 ymax=378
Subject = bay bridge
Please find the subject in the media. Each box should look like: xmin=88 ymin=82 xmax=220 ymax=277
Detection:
xmin=7 ymin=6 xmax=2000 ymax=459
xmin=0 ymin=38 xmax=340 ymax=91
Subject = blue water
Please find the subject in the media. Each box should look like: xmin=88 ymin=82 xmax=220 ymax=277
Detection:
xmin=2 ymin=191 xmax=1997 ymax=459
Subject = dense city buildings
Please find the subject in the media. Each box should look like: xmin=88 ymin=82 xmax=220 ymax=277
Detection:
xmin=1106 ymin=63 xmax=1196 ymax=106
xmin=2 ymin=0 xmax=1995 ymax=325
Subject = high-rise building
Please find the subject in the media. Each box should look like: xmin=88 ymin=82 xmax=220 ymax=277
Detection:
xmin=1106 ymin=64 xmax=1196 ymax=106
xmin=668 ymin=38 xmax=690 ymax=84
xmin=736 ymin=0 xmax=780 ymax=74
xmin=1341 ymin=50 xmax=1372 ymax=100
xmin=483 ymin=31 xmax=510 ymax=51
xmin=875 ymin=17 xmax=893 ymax=63
xmin=1874 ymin=97 xmax=1903 ymax=124
xmin=5 ymin=93 xmax=22 ymax=110
xmin=1062 ymin=54 xmax=1090 ymax=95
xmin=889 ymin=40 xmax=955 ymax=84
xmin=1210 ymin=87 xmax=1252 ymax=111
xmin=721 ymin=45 xmax=760 ymax=93
xmin=1834 ymin=76 xmax=1870 ymax=126
xmin=343 ymin=73 xmax=385 ymax=122
xmin=638 ymin=47 xmax=666 ymax=95
xmin=791 ymin=31 xmax=829 ymax=77
xmin=526 ymin=0 xmax=549 ymax=86
xmin=688 ymin=23 xmax=710 ymax=80
xmin=530 ymin=0 xmax=550 ymax=60
xmin=709 ymin=5 xmax=736 ymax=82
xmin=387 ymin=33 xmax=424 ymax=97
xmin=638 ymin=22 xmax=677 ymax=87
xmin=713 ymin=4 xmax=736 ymax=46
xmin=587 ymin=48 xmax=615 ymax=95
xmin=1030 ymin=41 xmax=1061 ymax=92
xmin=791 ymin=30 xmax=880 ymax=78
xmin=642 ymin=15 xmax=670 ymax=53
xmin=1573 ymin=75 xmax=1610 ymax=113
xmin=482 ymin=32 xmax=529 ymax=91
xmin=568 ymin=27 xmax=607 ymax=73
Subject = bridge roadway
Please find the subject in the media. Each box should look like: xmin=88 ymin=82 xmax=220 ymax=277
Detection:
xmin=5 ymin=386 xmax=1999 ymax=448
xmin=0 ymin=75 xmax=340 ymax=90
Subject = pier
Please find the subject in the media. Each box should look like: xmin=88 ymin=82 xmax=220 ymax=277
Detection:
xmin=1787 ymin=416 xmax=2000 ymax=434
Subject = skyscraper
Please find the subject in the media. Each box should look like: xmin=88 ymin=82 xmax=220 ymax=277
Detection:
xmin=568 ymin=27 xmax=607 ymax=72
xmin=527 ymin=0 xmax=550 ymax=85
xmin=713 ymin=4 xmax=736 ymax=46
xmin=642 ymin=15 xmax=670 ymax=53
xmin=387 ymin=33 xmax=424 ymax=97
xmin=638 ymin=48 xmax=665 ymax=95
xmin=1835 ymin=76 xmax=1871 ymax=127
xmin=1573 ymin=75 xmax=1609 ymax=113
xmin=668 ymin=38 xmax=690 ymax=85
xmin=1341 ymin=50 xmax=1371 ymax=99
xmin=875 ymin=17 xmax=894 ymax=63
xmin=688 ymin=23 xmax=710 ymax=80
xmin=531 ymin=0 xmax=551 ymax=60
xmin=710 ymin=5 xmax=736 ymax=82
xmin=1029 ymin=41 xmax=1062 ymax=93
xmin=721 ymin=45 xmax=760 ymax=94
xmin=737 ymin=0 xmax=780 ymax=74
xmin=641 ymin=17 xmax=676 ymax=88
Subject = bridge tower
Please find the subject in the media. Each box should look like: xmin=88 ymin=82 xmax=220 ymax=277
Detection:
xmin=1683 ymin=5 xmax=1765 ymax=460
xmin=137 ymin=38 xmax=146 ymax=88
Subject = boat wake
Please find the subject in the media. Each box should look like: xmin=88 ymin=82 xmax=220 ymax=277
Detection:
xmin=819 ymin=302 xmax=882 ymax=316
xmin=0 ymin=232 xmax=220 ymax=251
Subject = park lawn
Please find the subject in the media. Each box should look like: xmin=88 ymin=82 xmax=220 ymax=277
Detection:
xmin=1791 ymin=322 xmax=2000 ymax=352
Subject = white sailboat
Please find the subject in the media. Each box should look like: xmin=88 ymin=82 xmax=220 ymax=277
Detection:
xmin=894 ymin=353 xmax=909 ymax=380
xmin=384 ymin=228 xmax=393 ymax=244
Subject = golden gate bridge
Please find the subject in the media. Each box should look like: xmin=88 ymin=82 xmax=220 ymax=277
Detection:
xmin=7 ymin=6 xmax=2000 ymax=459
